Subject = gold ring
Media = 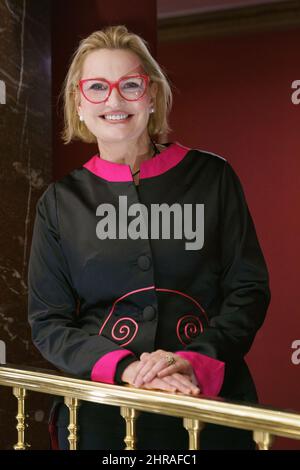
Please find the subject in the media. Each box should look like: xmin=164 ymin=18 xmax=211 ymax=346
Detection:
xmin=165 ymin=353 xmax=176 ymax=367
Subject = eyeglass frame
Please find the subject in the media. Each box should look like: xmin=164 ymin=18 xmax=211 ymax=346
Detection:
xmin=78 ymin=73 xmax=150 ymax=104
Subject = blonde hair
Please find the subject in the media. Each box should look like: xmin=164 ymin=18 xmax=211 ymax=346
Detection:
xmin=61 ymin=25 xmax=174 ymax=144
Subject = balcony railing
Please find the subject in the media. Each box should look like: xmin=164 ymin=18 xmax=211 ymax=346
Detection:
xmin=0 ymin=364 xmax=300 ymax=450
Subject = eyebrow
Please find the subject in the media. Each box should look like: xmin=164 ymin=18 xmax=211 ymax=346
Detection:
xmin=92 ymin=73 xmax=140 ymax=80
xmin=88 ymin=66 xmax=143 ymax=81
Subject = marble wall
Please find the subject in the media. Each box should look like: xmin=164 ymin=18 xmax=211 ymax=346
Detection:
xmin=0 ymin=0 xmax=158 ymax=450
xmin=0 ymin=0 xmax=52 ymax=449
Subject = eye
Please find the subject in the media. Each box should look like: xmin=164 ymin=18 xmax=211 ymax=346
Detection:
xmin=121 ymin=77 xmax=144 ymax=90
xmin=89 ymin=82 xmax=107 ymax=91
xmin=123 ymin=81 xmax=140 ymax=89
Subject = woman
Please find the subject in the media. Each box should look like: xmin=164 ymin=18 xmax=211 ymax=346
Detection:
xmin=28 ymin=25 xmax=271 ymax=450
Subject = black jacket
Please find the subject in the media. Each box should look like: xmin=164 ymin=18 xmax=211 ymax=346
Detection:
xmin=28 ymin=142 xmax=271 ymax=401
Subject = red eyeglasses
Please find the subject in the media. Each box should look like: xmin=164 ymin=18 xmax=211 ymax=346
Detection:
xmin=79 ymin=74 xmax=150 ymax=104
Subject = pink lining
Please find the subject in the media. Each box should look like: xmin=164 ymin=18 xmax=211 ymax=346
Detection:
xmin=175 ymin=351 xmax=225 ymax=397
xmin=91 ymin=349 xmax=135 ymax=384
xmin=83 ymin=142 xmax=190 ymax=182
xmin=140 ymin=142 xmax=190 ymax=179
xmin=83 ymin=155 xmax=132 ymax=182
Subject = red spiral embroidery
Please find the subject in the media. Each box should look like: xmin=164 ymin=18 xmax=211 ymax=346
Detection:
xmin=111 ymin=317 xmax=138 ymax=347
xmin=98 ymin=285 xmax=155 ymax=337
xmin=99 ymin=285 xmax=208 ymax=348
xmin=176 ymin=314 xmax=204 ymax=346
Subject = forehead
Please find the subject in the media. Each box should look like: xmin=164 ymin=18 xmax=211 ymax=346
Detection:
xmin=81 ymin=49 xmax=144 ymax=79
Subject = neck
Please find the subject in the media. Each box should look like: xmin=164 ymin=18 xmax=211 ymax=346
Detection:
xmin=96 ymin=135 xmax=156 ymax=173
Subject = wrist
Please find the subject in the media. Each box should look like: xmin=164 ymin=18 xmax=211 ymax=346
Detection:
xmin=121 ymin=360 xmax=139 ymax=383
xmin=115 ymin=355 xmax=138 ymax=385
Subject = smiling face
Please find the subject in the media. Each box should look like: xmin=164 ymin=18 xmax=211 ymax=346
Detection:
xmin=77 ymin=48 xmax=157 ymax=146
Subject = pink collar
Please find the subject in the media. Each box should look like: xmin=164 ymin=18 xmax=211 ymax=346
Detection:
xmin=83 ymin=141 xmax=190 ymax=182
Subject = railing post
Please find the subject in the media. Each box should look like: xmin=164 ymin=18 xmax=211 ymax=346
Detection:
xmin=120 ymin=406 xmax=140 ymax=450
xmin=13 ymin=387 xmax=30 ymax=450
xmin=64 ymin=396 xmax=80 ymax=450
xmin=183 ymin=418 xmax=205 ymax=450
xmin=253 ymin=430 xmax=274 ymax=450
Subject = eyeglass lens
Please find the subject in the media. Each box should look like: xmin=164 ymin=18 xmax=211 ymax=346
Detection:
xmin=82 ymin=76 xmax=146 ymax=103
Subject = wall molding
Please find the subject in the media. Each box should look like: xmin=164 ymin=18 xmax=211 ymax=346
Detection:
xmin=158 ymin=1 xmax=300 ymax=41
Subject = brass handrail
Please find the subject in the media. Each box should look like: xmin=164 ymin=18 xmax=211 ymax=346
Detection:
xmin=0 ymin=364 xmax=300 ymax=450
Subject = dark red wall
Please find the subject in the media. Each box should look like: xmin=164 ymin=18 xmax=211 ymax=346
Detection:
xmin=51 ymin=0 xmax=300 ymax=448
xmin=158 ymin=28 xmax=300 ymax=449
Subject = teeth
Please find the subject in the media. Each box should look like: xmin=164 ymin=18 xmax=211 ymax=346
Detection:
xmin=104 ymin=114 xmax=129 ymax=120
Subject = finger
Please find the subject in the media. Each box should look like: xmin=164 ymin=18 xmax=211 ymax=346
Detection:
xmin=157 ymin=358 xmax=191 ymax=379
xmin=175 ymin=376 xmax=201 ymax=395
xmin=140 ymin=352 xmax=150 ymax=362
xmin=156 ymin=362 xmax=181 ymax=379
xmin=140 ymin=350 xmax=166 ymax=363
xmin=161 ymin=375 xmax=191 ymax=394
xmin=173 ymin=373 xmax=201 ymax=394
xmin=133 ymin=352 xmax=169 ymax=386
xmin=133 ymin=350 xmax=171 ymax=386
xmin=130 ymin=361 xmax=145 ymax=385
xmin=142 ymin=357 xmax=176 ymax=384
xmin=141 ymin=353 xmax=183 ymax=384
xmin=172 ymin=373 xmax=198 ymax=388
xmin=133 ymin=359 xmax=160 ymax=387
xmin=162 ymin=375 xmax=200 ymax=395
xmin=132 ymin=352 xmax=161 ymax=383
xmin=142 ymin=377 xmax=177 ymax=394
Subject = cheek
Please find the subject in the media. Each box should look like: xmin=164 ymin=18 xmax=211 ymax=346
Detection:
xmin=133 ymin=94 xmax=151 ymax=111
xmin=82 ymin=103 xmax=103 ymax=119
xmin=134 ymin=100 xmax=151 ymax=118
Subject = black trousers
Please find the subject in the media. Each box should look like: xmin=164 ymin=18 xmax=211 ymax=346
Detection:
xmin=50 ymin=400 xmax=256 ymax=450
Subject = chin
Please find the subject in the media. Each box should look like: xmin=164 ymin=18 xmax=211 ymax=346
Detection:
xmin=99 ymin=128 xmax=143 ymax=141
xmin=97 ymin=133 xmax=132 ymax=145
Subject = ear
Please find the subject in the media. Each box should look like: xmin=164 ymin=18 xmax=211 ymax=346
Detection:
xmin=77 ymin=105 xmax=82 ymax=117
xmin=149 ymin=81 xmax=158 ymax=102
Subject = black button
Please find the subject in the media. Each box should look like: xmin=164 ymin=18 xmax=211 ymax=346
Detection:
xmin=137 ymin=255 xmax=151 ymax=271
xmin=143 ymin=305 xmax=156 ymax=321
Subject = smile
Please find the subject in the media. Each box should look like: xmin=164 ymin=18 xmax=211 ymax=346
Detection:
xmin=100 ymin=114 xmax=133 ymax=122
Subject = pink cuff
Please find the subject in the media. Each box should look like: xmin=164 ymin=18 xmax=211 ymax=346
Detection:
xmin=175 ymin=351 xmax=225 ymax=396
xmin=91 ymin=350 xmax=135 ymax=384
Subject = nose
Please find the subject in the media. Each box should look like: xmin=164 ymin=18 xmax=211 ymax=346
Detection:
xmin=105 ymin=85 xmax=124 ymax=105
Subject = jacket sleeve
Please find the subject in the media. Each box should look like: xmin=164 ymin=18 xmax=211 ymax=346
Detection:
xmin=179 ymin=161 xmax=271 ymax=363
xmin=28 ymin=183 xmax=137 ymax=382
xmin=175 ymin=160 xmax=271 ymax=395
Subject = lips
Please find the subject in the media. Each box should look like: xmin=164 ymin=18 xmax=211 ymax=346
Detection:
xmin=99 ymin=114 xmax=134 ymax=122
xmin=100 ymin=113 xmax=133 ymax=117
